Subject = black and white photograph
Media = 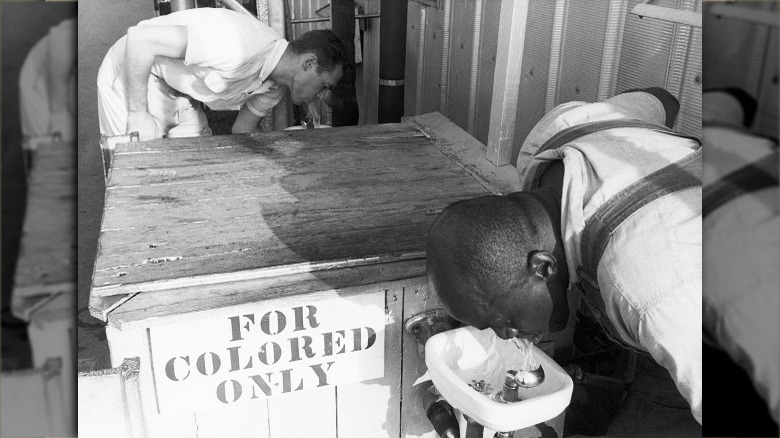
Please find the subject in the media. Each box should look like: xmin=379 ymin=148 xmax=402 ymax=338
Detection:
xmin=702 ymin=1 xmax=779 ymax=437
xmin=0 ymin=1 xmax=77 ymax=437
xmin=64 ymin=0 xmax=771 ymax=437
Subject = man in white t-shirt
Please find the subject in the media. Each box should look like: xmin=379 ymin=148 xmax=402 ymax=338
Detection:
xmin=427 ymin=89 xmax=701 ymax=436
xmin=20 ymin=18 xmax=76 ymax=143
xmin=97 ymin=8 xmax=350 ymax=140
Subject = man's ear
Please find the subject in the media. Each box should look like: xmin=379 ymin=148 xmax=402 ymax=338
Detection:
xmin=304 ymin=55 xmax=318 ymax=71
xmin=528 ymin=251 xmax=557 ymax=280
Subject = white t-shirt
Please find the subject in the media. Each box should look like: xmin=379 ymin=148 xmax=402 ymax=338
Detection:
xmin=109 ymin=8 xmax=287 ymax=114
xmin=516 ymin=92 xmax=703 ymax=424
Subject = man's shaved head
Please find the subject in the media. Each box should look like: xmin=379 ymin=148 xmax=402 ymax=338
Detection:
xmin=426 ymin=194 xmax=563 ymax=339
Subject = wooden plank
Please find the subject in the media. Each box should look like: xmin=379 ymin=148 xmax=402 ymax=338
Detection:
xmin=361 ymin=14 xmax=381 ymax=124
xmin=446 ymin=0 xmax=476 ymax=131
xmin=93 ymin=122 xmax=492 ymax=296
xmin=406 ymin=113 xmax=523 ymax=195
xmin=405 ymin=1 xmax=423 ymax=116
xmin=92 ymin=189 xmax=476 ymax=274
xmin=399 ymin=277 xmax=440 ymax=438
xmin=107 ymin=259 xmax=425 ymax=329
xmin=13 ymin=141 xmax=77 ymax=294
xmin=336 ymin=287 xmax=403 ymax=438
xmin=422 ymin=7 xmax=445 ymax=114
xmin=486 ymin=0 xmax=529 ymax=165
xmin=105 ymin=326 xmax=198 ymax=437
xmin=91 ymin=223 xmax=435 ymax=296
xmin=89 ymin=292 xmax=136 ymax=321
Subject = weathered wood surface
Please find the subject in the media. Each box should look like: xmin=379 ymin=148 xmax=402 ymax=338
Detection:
xmin=12 ymin=141 xmax=76 ymax=320
xmin=92 ymin=115 xmax=510 ymax=299
xmin=107 ymin=258 xmax=424 ymax=329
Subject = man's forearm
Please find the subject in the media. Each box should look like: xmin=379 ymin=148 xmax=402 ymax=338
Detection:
xmin=123 ymin=25 xmax=189 ymax=114
xmin=124 ymin=26 xmax=157 ymax=114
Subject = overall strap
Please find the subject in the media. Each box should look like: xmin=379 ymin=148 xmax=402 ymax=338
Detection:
xmin=535 ymin=119 xmax=701 ymax=350
xmin=531 ymin=119 xmax=702 ymax=188
xmin=703 ymin=151 xmax=778 ymax=218
xmin=580 ymin=148 xmax=702 ymax=277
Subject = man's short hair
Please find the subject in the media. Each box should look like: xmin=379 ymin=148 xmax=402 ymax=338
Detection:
xmin=289 ymin=29 xmax=352 ymax=74
xmin=427 ymin=194 xmax=550 ymax=307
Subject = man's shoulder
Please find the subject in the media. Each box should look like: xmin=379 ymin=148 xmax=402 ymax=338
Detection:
xmin=141 ymin=8 xmax=272 ymax=33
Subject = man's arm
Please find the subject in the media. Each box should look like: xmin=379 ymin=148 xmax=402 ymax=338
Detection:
xmin=46 ymin=21 xmax=75 ymax=114
xmin=46 ymin=20 xmax=77 ymax=141
xmin=232 ymin=103 xmax=263 ymax=134
xmin=124 ymin=24 xmax=188 ymax=139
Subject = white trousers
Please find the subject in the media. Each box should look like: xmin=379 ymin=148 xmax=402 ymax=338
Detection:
xmin=97 ymin=39 xmax=211 ymax=139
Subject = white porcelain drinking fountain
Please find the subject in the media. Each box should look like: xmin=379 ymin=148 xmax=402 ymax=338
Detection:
xmin=406 ymin=310 xmax=574 ymax=436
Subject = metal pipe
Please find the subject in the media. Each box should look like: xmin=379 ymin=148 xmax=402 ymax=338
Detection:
xmin=290 ymin=13 xmax=381 ymax=24
xmin=331 ymin=0 xmax=360 ymax=126
xmin=378 ymin=0 xmax=408 ymax=122
xmin=423 ymin=385 xmax=459 ymax=438
xmin=464 ymin=415 xmax=485 ymax=438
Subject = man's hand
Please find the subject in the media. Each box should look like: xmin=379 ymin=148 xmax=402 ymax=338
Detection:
xmin=128 ymin=110 xmax=161 ymax=141
xmin=49 ymin=109 xmax=75 ymax=142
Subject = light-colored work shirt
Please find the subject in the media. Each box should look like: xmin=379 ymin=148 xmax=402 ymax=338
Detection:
xmin=702 ymin=92 xmax=779 ymax=423
xmin=516 ymin=92 xmax=703 ymax=424
xmin=105 ymin=8 xmax=287 ymax=115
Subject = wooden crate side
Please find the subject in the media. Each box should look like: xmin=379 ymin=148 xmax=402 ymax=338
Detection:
xmin=194 ymin=403 xmax=270 ymax=438
xmin=105 ymin=326 xmax=198 ymax=438
xmin=336 ymin=287 xmax=403 ymax=438
xmin=267 ymin=387 xmax=337 ymax=438
xmin=399 ymin=277 xmax=440 ymax=438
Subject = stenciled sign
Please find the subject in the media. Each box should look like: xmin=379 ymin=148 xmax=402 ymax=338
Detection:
xmin=149 ymin=291 xmax=385 ymax=414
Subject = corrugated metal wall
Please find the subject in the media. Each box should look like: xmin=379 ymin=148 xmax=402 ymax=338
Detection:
xmin=404 ymin=0 xmax=704 ymax=160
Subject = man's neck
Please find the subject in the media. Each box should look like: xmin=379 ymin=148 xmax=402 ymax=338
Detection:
xmin=530 ymin=160 xmax=568 ymax=287
xmin=268 ymin=46 xmax=295 ymax=87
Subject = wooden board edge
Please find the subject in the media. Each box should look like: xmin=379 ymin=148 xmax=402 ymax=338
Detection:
xmin=89 ymin=293 xmax=138 ymax=322
xmin=108 ymin=272 xmax=429 ymax=333
xmin=404 ymin=112 xmax=523 ymax=195
xmin=91 ymin=251 xmax=426 ymax=299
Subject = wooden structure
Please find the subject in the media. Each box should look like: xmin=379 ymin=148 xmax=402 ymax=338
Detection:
xmin=11 ymin=138 xmax=76 ymax=436
xmin=88 ymin=113 xmax=577 ymax=437
xmin=78 ymin=357 xmax=145 ymax=438
xmin=0 ymin=358 xmax=69 ymax=437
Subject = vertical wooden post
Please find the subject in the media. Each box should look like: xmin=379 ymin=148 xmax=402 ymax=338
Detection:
xmin=545 ymin=0 xmax=567 ymax=113
xmin=268 ymin=0 xmax=291 ymax=130
xmin=596 ymin=0 xmax=627 ymax=101
xmin=486 ymin=0 xmax=529 ymax=166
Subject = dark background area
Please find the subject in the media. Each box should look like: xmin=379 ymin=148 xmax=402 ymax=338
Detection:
xmin=704 ymin=344 xmax=779 ymax=437
xmin=2 ymin=1 xmax=77 ymax=371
